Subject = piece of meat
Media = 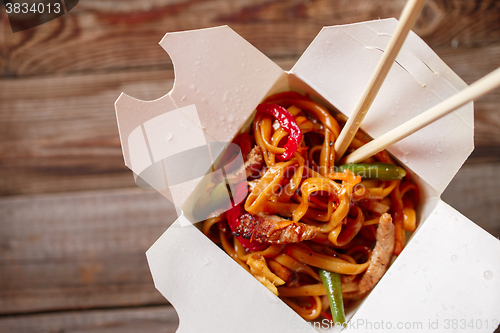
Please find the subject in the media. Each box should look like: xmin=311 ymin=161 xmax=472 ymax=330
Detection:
xmin=244 ymin=145 xmax=264 ymax=178
xmin=357 ymin=213 xmax=395 ymax=294
xmin=226 ymin=145 xmax=264 ymax=183
xmin=233 ymin=212 xmax=320 ymax=244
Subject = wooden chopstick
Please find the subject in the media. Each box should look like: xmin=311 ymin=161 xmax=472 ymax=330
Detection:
xmin=343 ymin=67 xmax=500 ymax=164
xmin=334 ymin=0 xmax=427 ymax=161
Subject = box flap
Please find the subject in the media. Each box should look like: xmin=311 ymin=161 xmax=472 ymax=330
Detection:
xmin=343 ymin=200 xmax=500 ymax=332
xmin=115 ymin=94 xmax=212 ymax=206
xmin=116 ymin=26 xmax=285 ymax=209
xmin=160 ymin=25 xmax=285 ymax=143
xmin=292 ymin=18 xmax=474 ymax=195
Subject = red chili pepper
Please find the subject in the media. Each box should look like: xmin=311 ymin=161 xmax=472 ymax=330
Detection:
xmin=226 ymin=204 xmax=269 ymax=251
xmin=235 ymin=132 xmax=252 ymax=159
xmin=257 ymin=103 xmax=302 ymax=161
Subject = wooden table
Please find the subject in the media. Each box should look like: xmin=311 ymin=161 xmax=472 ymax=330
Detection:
xmin=1 ymin=1 xmax=499 ymax=332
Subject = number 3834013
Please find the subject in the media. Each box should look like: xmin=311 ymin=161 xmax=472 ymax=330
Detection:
xmin=5 ymin=2 xmax=61 ymax=14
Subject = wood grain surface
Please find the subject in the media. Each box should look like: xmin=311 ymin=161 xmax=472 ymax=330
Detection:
xmin=1 ymin=0 xmax=499 ymax=76
xmin=1 ymin=0 xmax=499 ymax=331
xmin=0 ymin=188 xmax=176 ymax=314
xmin=0 ymin=306 xmax=179 ymax=333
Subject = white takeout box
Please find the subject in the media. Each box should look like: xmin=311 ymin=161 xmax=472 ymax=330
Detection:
xmin=115 ymin=20 xmax=500 ymax=332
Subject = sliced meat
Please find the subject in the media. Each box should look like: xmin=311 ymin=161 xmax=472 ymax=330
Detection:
xmin=226 ymin=145 xmax=264 ymax=183
xmin=357 ymin=213 xmax=395 ymax=294
xmin=233 ymin=212 xmax=320 ymax=244
xmin=244 ymin=145 xmax=264 ymax=178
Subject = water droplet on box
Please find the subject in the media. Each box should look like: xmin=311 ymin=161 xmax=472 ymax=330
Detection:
xmin=442 ymin=304 xmax=447 ymax=311
xmin=398 ymin=264 xmax=406 ymax=271
xmin=194 ymin=60 xmax=201 ymax=66
xmin=190 ymin=84 xmax=196 ymax=90
xmin=483 ymin=270 xmax=494 ymax=280
xmin=201 ymin=256 xmax=211 ymax=266
xmin=423 ymin=266 xmax=428 ymax=272
xmin=426 ymin=284 xmax=432 ymax=292
xmin=222 ymin=91 xmax=229 ymax=103
xmin=437 ymin=148 xmax=443 ymax=153
xmin=451 ymin=255 xmax=458 ymax=262
xmin=227 ymin=115 xmax=234 ymax=123
xmin=166 ymin=132 xmax=173 ymax=142
xmin=201 ymin=96 xmax=206 ymax=103
xmin=219 ymin=116 xmax=225 ymax=121
xmin=180 ymin=94 xmax=186 ymax=102
xmin=421 ymin=297 xmax=427 ymax=303
xmin=389 ymin=110 xmax=396 ymax=116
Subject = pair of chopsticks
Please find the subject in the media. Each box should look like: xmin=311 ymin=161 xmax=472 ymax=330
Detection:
xmin=334 ymin=0 xmax=500 ymax=164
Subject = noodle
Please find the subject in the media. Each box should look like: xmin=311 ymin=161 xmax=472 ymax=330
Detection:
xmin=201 ymin=92 xmax=419 ymax=322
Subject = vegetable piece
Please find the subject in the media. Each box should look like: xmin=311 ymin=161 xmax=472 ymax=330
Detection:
xmin=319 ymin=269 xmax=346 ymax=325
xmin=210 ymin=181 xmax=230 ymax=207
xmin=337 ymin=163 xmax=406 ymax=180
xmin=256 ymin=103 xmax=302 ymax=161
xmin=226 ymin=204 xmax=269 ymax=251
xmin=403 ymin=207 xmax=417 ymax=231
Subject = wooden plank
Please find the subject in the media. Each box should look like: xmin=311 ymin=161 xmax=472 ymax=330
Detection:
xmin=1 ymin=0 xmax=499 ymax=76
xmin=0 ymin=188 xmax=178 ymax=314
xmin=0 ymin=305 xmax=179 ymax=333
xmin=0 ymin=69 xmax=174 ymax=196
xmin=442 ymin=162 xmax=500 ymax=237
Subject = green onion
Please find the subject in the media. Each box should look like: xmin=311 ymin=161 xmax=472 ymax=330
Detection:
xmin=319 ymin=269 xmax=346 ymax=325
xmin=337 ymin=163 xmax=406 ymax=180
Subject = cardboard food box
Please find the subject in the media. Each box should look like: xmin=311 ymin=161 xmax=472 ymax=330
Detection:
xmin=115 ymin=19 xmax=500 ymax=332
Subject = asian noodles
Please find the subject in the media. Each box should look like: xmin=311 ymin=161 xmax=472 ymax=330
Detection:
xmin=202 ymin=91 xmax=419 ymax=323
